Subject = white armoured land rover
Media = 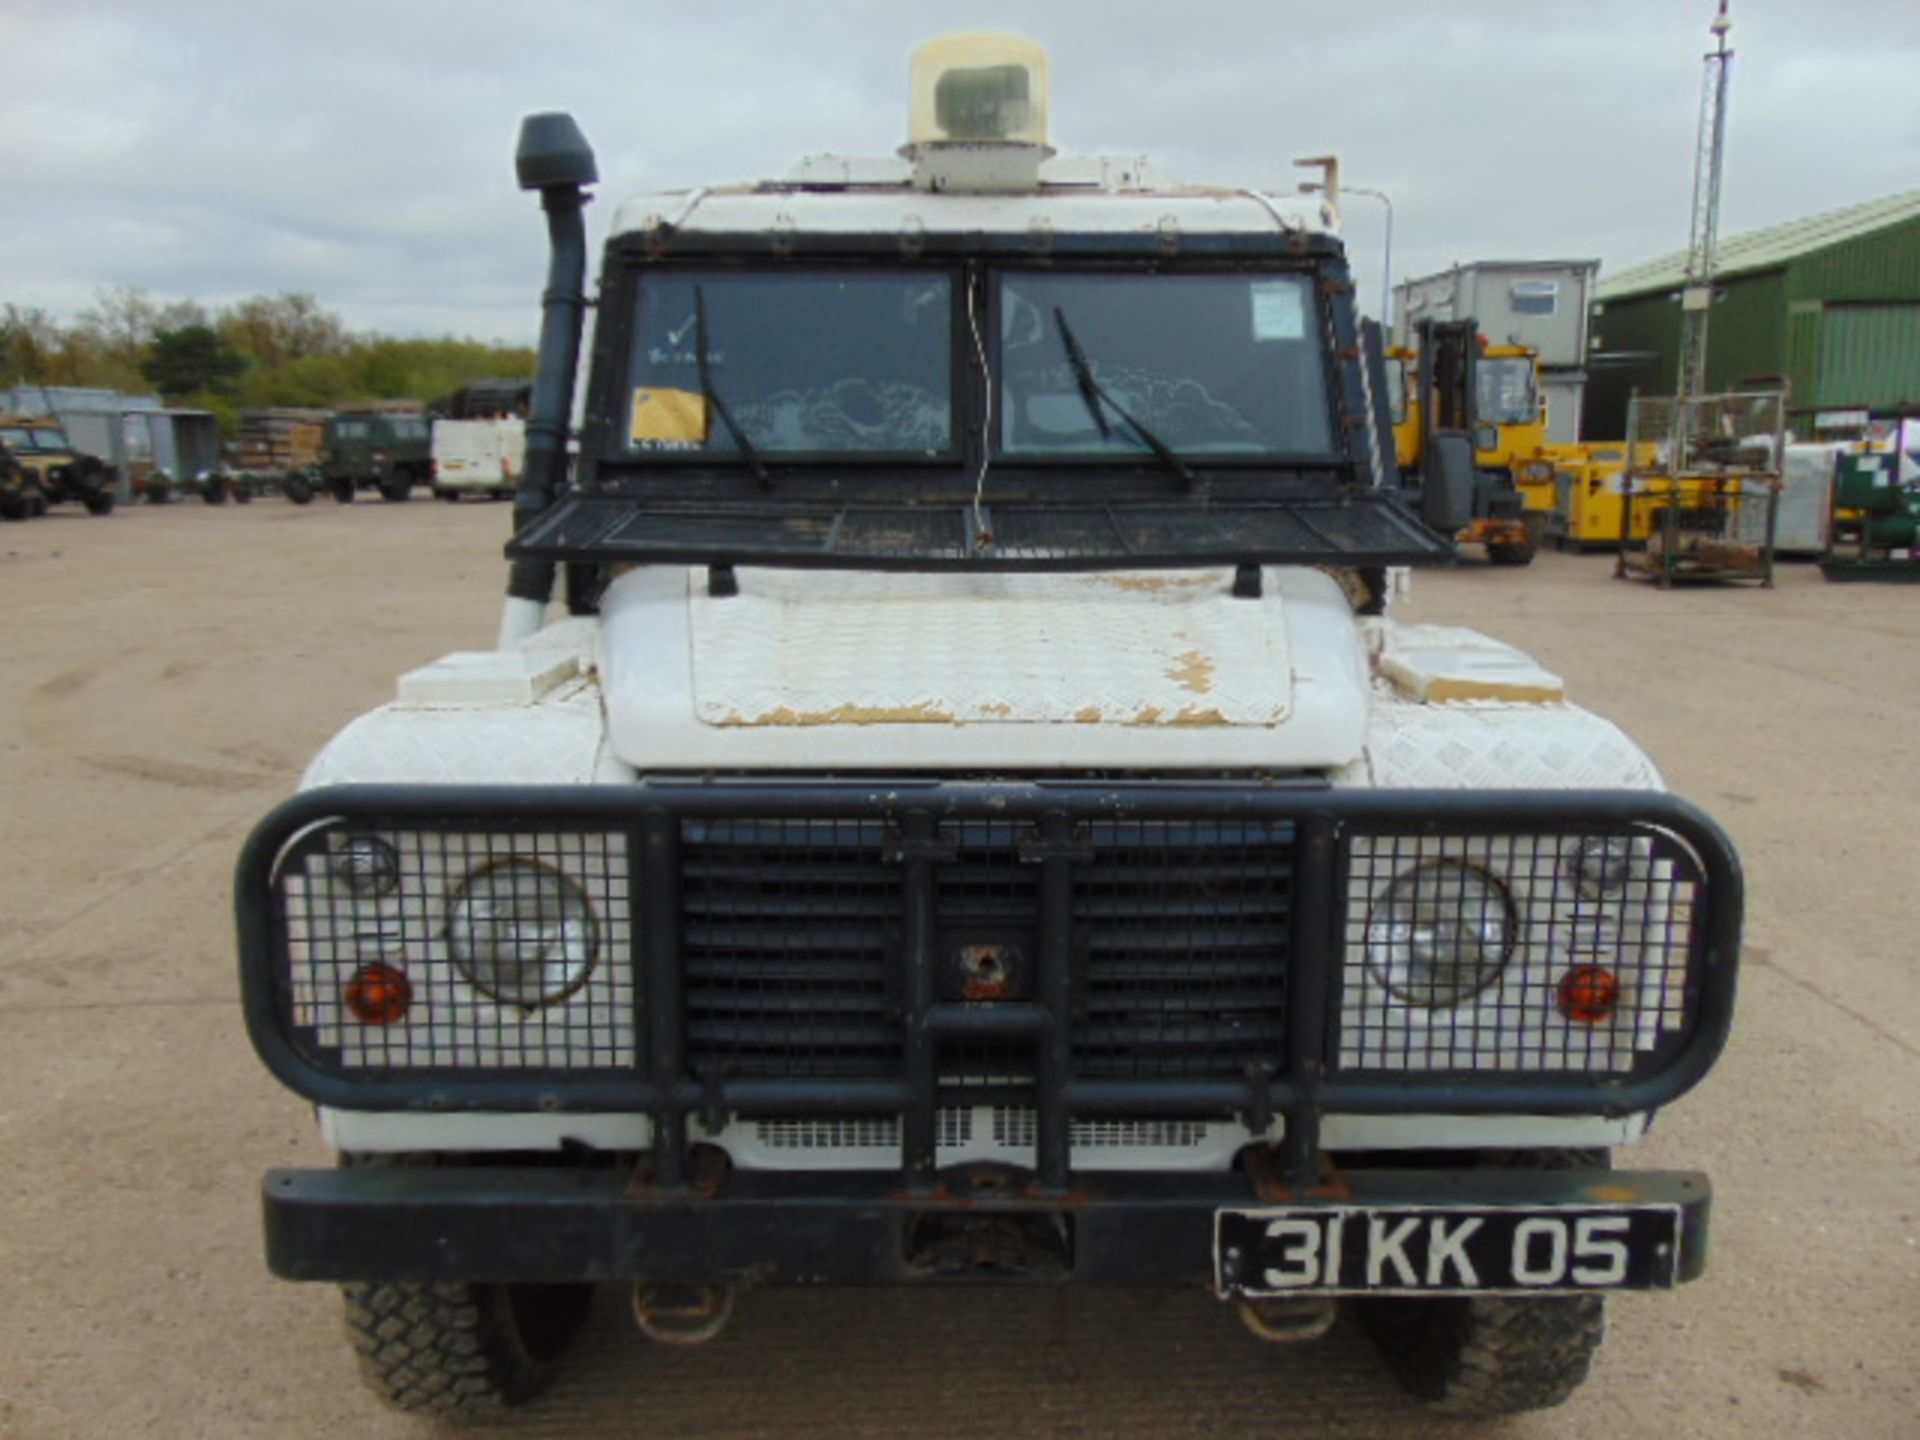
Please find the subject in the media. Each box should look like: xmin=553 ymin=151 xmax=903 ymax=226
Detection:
xmin=239 ymin=36 xmax=1740 ymax=1420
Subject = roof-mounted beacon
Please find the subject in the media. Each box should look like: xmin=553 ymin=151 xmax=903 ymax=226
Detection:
xmin=902 ymin=33 xmax=1054 ymax=192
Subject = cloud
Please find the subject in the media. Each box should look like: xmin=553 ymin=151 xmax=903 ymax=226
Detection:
xmin=3 ymin=0 xmax=1916 ymax=340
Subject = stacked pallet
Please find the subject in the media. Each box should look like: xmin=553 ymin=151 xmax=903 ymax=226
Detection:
xmin=236 ymin=409 xmax=328 ymax=472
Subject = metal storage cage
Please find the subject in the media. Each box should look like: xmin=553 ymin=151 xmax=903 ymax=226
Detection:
xmin=1616 ymin=390 xmax=1786 ymax=588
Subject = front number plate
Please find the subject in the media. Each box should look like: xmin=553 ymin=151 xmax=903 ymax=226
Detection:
xmin=1215 ymin=1204 xmax=1683 ymax=1297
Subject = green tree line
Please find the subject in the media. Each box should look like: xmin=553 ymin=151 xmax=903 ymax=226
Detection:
xmin=0 ymin=288 xmax=535 ymax=434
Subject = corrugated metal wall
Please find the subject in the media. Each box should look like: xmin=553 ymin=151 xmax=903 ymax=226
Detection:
xmin=1788 ymin=217 xmax=1920 ymax=304
xmin=1586 ymin=213 xmax=1920 ymax=438
xmin=1816 ymin=305 xmax=1920 ymax=408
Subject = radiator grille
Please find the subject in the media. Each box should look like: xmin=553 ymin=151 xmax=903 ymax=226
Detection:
xmin=680 ymin=817 xmax=1294 ymax=1086
xmin=681 ymin=818 xmax=900 ymax=1078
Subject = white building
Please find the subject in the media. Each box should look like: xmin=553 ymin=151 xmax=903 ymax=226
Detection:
xmin=1393 ymin=260 xmax=1600 ymax=443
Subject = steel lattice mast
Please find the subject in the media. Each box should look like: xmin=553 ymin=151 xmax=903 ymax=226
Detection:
xmin=1678 ymin=1 xmax=1734 ymax=402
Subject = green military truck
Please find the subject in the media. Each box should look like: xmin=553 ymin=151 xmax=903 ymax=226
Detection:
xmin=318 ymin=407 xmax=433 ymax=503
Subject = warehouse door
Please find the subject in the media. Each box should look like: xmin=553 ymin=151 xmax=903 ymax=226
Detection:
xmin=1818 ymin=304 xmax=1920 ymax=409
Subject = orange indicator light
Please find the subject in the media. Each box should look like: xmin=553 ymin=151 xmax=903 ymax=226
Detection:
xmin=1557 ymin=964 xmax=1620 ymax=1025
xmin=345 ymin=962 xmax=412 ymax=1025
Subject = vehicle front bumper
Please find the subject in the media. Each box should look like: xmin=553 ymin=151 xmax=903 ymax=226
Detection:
xmin=264 ymin=1161 xmax=1710 ymax=1293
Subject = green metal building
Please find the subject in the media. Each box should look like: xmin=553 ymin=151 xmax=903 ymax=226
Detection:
xmin=1583 ymin=191 xmax=1920 ymax=439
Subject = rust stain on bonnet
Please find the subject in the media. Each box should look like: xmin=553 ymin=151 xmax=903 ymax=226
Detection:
xmin=1074 ymin=706 xmax=1103 ymax=724
xmin=1100 ymin=573 xmax=1217 ymax=594
xmin=1166 ymin=649 xmax=1216 ymax=695
xmin=725 ymin=701 xmax=957 ymax=727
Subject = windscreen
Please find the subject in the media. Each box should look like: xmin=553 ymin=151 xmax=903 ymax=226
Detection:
xmin=996 ymin=272 xmax=1332 ymax=457
xmin=1475 ymin=356 xmax=1537 ymax=427
xmin=624 ymin=270 xmax=953 ymax=457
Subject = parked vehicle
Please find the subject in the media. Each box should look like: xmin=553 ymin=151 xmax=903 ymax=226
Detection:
xmin=317 ymin=407 xmax=432 ymax=502
xmin=430 ymin=416 xmax=525 ymax=500
xmin=0 ymin=435 xmax=47 ymax=519
xmin=1388 ymin=323 xmax=1539 ymax=564
xmin=237 ymin=35 xmax=1742 ymax=1422
xmin=0 ymin=413 xmax=115 ymax=515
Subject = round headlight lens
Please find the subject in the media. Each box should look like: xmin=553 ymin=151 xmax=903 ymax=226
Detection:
xmin=447 ymin=860 xmax=599 ymax=1006
xmin=333 ymin=836 xmax=400 ymax=898
xmin=1365 ymin=861 xmax=1516 ymax=1008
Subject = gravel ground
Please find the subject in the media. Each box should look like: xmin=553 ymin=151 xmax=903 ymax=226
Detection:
xmin=0 ymin=498 xmax=1914 ymax=1439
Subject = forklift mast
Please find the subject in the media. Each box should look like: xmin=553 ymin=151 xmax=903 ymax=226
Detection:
xmin=1420 ymin=319 xmax=1480 ymax=439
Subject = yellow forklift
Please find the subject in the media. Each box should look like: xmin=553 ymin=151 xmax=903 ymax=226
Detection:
xmin=1389 ymin=320 xmax=1540 ymax=565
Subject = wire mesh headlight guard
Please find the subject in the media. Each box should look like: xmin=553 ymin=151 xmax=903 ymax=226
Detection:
xmin=236 ymin=782 xmax=1742 ymax=1148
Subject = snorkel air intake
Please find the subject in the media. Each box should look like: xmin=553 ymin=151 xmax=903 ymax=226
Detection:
xmin=506 ymin=112 xmax=597 ymax=611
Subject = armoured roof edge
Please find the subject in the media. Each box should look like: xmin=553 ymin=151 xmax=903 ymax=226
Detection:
xmin=608 ymin=156 xmax=1333 ymax=241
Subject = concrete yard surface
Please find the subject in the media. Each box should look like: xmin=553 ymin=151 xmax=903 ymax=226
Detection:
xmin=0 ymin=500 xmax=1914 ymax=1438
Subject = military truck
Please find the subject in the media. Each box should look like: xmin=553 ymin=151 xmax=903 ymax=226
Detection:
xmin=0 ymin=413 xmax=116 ymax=516
xmin=238 ymin=35 xmax=1742 ymax=1421
xmin=316 ymin=406 xmax=433 ymax=502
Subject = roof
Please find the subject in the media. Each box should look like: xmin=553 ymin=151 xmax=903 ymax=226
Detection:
xmin=609 ymin=153 xmax=1328 ymax=241
xmin=1399 ymin=259 xmax=1600 ymax=285
xmin=1597 ymin=190 xmax=1920 ymax=299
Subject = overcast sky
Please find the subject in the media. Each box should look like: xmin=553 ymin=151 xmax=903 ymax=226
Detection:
xmin=7 ymin=0 xmax=1918 ymax=344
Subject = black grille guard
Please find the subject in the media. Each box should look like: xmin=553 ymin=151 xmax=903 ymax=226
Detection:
xmin=236 ymin=782 xmax=1741 ymax=1192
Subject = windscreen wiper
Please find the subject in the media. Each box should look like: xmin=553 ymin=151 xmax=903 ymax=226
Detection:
xmin=1054 ymin=306 xmax=1199 ymax=490
xmin=693 ymin=285 xmax=770 ymax=488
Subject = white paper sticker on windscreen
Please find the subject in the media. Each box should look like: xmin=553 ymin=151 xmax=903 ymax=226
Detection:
xmin=1251 ymin=282 xmax=1307 ymax=341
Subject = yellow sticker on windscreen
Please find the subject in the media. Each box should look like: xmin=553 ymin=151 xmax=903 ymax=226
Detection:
xmin=630 ymin=387 xmax=710 ymax=445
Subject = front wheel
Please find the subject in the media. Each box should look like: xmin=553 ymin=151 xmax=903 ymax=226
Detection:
xmin=82 ymin=487 xmax=117 ymax=515
xmin=201 ymin=476 xmax=229 ymax=505
xmin=1487 ymin=540 xmax=1536 ymax=567
xmin=342 ymin=1280 xmax=593 ymax=1417
xmin=1358 ymin=1293 xmax=1604 ymax=1416
xmin=1358 ymin=1146 xmax=1608 ymax=1415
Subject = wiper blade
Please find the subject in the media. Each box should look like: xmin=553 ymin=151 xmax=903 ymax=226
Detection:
xmin=1053 ymin=306 xmax=1199 ymax=491
xmin=694 ymin=285 xmax=770 ymax=488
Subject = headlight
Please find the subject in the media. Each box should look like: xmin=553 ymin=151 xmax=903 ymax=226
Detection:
xmin=447 ymin=859 xmax=599 ymax=1006
xmin=1364 ymin=860 xmax=1515 ymax=1008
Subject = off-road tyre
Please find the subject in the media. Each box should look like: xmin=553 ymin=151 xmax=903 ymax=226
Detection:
xmin=144 ymin=474 xmax=174 ymax=504
xmin=1359 ymin=1292 xmax=1604 ymax=1416
xmin=202 ymin=476 xmax=229 ymax=505
xmin=0 ymin=488 xmax=29 ymax=521
xmin=1487 ymin=540 xmax=1536 ymax=567
xmin=283 ymin=473 xmax=314 ymax=505
xmin=1357 ymin=1147 xmax=1608 ymax=1415
xmin=378 ymin=477 xmax=412 ymax=503
xmin=82 ymin=487 xmax=116 ymax=515
xmin=342 ymin=1280 xmax=593 ymax=1417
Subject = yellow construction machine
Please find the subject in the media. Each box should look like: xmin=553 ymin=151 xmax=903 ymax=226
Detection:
xmin=1388 ymin=321 xmax=1543 ymax=565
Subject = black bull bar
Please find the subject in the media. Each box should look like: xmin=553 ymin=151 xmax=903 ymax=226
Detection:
xmin=237 ymin=782 xmax=1741 ymax=1198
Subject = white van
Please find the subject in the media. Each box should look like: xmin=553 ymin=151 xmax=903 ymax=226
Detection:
xmin=430 ymin=416 xmax=525 ymax=499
